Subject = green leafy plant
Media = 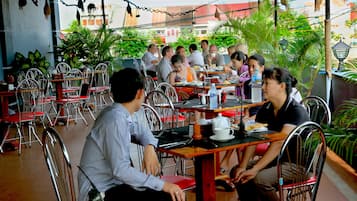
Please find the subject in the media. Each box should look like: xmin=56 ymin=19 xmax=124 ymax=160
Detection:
xmin=221 ymin=0 xmax=324 ymax=97
xmin=56 ymin=21 xmax=120 ymax=68
xmin=325 ymin=61 xmax=357 ymax=170
xmin=11 ymin=49 xmax=50 ymax=74
xmin=114 ymin=28 xmax=148 ymax=58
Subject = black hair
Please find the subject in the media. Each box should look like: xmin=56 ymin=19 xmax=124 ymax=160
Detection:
xmin=176 ymin=45 xmax=185 ymax=54
xmin=110 ymin=68 xmax=144 ymax=103
xmin=262 ymin=67 xmax=292 ymax=96
xmin=290 ymin=75 xmax=298 ymax=87
xmin=161 ymin=45 xmax=171 ymax=57
xmin=171 ymin=54 xmax=184 ymax=65
xmin=201 ymin=40 xmax=208 ymax=45
xmin=230 ymin=51 xmax=247 ymax=63
xmin=189 ymin=44 xmax=198 ymax=51
xmin=148 ymin=44 xmax=155 ymax=50
xmin=248 ymin=54 xmax=265 ymax=66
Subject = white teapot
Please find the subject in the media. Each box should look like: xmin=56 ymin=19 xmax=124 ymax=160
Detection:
xmin=212 ymin=113 xmax=231 ymax=130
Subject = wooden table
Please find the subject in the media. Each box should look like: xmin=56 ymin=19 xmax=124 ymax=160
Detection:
xmin=156 ymin=127 xmax=285 ymax=201
xmin=172 ymin=98 xmax=264 ymax=114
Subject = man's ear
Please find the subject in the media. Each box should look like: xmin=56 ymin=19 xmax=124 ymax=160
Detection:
xmin=136 ymin=89 xmax=145 ymax=100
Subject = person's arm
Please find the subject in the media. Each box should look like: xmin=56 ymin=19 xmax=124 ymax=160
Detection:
xmin=168 ymin=72 xmax=176 ymax=85
xmin=162 ymin=64 xmax=173 ymax=83
xmin=236 ymin=125 xmax=295 ymax=184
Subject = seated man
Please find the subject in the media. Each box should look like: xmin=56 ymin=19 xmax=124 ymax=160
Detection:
xmin=230 ymin=67 xmax=310 ymax=201
xmin=78 ymin=68 xmax=185 ymax=201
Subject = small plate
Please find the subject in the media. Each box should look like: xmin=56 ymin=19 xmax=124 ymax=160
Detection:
xmin=246 ymin=127 xmax=268 ymax=134
xmin=209 ymin=135 xmax=235 ymax=142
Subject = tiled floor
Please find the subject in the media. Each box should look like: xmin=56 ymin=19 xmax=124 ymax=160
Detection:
xmin=0 ymin=113 xmax=354 ymax=201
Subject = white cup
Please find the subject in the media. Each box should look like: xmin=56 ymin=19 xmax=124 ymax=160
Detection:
xmin=213 ymin=128 xmax=234 ymax=140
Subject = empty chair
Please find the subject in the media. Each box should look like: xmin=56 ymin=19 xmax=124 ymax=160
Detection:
xmin=42 ymin=127 xmax=76 ymax=201
xmin=156 ymin=82 xmax=179 ymax=103
xmin=144 ymin=75 xmax=157 ymax=96
xmin=55 ymin=62 xmax=72 ymax=74
xmin=132 ymin=105 xmax=195 ymax=194
xmin=90 ymin=63 xmax=113 ymax=111
xmin=25 ymin=68 xmax=46 ymax=80
xmin=0 ymin=78 xmax=42 ymax=154
xmin=277 ymin=121 xmax=327 ymax=201
xmin=145 ymin=90 xmax=185 ymax=129
xmin=300 ymin=96 xmax=331 ymax=127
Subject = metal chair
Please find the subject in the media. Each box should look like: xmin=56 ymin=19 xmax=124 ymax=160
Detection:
xmin=0 ymin=78 xmax=42 ymax=154
xmin=277 ymin=121 xmax=327 ymax=201
xmin=133 ymin=104 xmax=195 ymax=192
xmin=42 ymin=126 xmax=76 ymax=201
xmin=55 ymin=62 xmax=72 ymax=74
xmin=145 ymin=90 xmax=185 ymax=129
xmin=300 ymin=95 xmax=332 ymax=127
xmin=90 ymin=63 xmax=113 ymax=111
xmin=144 ymin=75 xmax=157 ymax=96
xmin=156 ymin=82 xmax=179 ymax=103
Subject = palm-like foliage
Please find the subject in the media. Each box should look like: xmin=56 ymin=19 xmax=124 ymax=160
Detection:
xmin=326 ymin=60 xmax=357 ymax=168
xmin=221 ymin=0 xmax=324 ymax=97
xmin=57 ymin=22 xmax=120 ymax=68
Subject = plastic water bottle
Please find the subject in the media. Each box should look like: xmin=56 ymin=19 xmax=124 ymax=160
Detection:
xmin=251 ymin=67 xmax=262 ymax=103
xmin=209 ymin=83 xmax=218 ymax=109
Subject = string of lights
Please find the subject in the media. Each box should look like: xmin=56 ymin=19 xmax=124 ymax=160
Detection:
xmin=123 ymin=0 xmax=219 ymax=17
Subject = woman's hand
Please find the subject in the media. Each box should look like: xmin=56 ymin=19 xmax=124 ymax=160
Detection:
xmin=162 ymin=182 xmax=185 ymax=201
xmin=142 ymin=145 xmax=161 ymax=176
xmin=230 ymin=166 xmax=246 ymax=183
xmin=234 ymin=168 xmax=259 ymax=184
xmin=177 ymin=90 xmax=190 ymax=100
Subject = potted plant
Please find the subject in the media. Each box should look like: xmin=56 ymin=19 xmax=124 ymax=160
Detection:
xmin=10 ymin=49 xmax=51 ymax=76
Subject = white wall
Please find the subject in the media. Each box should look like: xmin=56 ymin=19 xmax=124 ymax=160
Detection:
xmin=2 ymin=0 xmax=54 ymax=67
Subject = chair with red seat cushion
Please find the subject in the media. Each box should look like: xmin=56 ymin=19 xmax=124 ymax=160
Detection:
xmin=277 ymin=121 xmax=327 ymax=201
xmin=0 ymin=78 xmax=42 ymax=154
xmin=145 ymin=90 xmax=186 ymax=129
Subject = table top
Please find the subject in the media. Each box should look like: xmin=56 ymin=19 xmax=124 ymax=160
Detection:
xmin=172 ymin=98 xmax=264 ymax=113
xmin=155 ymin=126 xmax=285 ymax=159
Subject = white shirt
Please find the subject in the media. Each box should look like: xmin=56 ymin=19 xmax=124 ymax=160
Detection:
xmin=290 ymin=87 xmax=303 ymax=103
xmin=157 ymin=57 xmax=172 ymax=83
xmin=142 ymin=52 xmax=158 ymax=72
xmin=187 ymin=50 xmax=204 ymax=67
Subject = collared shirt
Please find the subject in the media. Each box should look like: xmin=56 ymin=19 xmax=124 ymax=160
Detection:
xmin=187 ymin=50 xmax=204 ymax=67
xmin=157 ymin=57 xmax=172 ymax=83
xmin=78 ymin=103 xmax=163 ymax=201
xmin=256 ymin=97 xmax=310 ymax=132
xmin=142 ymin=52 xmax=158 ymax=72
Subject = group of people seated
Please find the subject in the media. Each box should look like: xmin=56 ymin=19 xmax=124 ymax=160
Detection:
xmin=77 ymin=39 xmax=309 ymax=201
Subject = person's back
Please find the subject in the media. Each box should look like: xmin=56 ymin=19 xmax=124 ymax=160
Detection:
xmin=157 ymin=46 xmax=174 ymax=83
xmin=187 ymin=43 xmax=204 ymax=67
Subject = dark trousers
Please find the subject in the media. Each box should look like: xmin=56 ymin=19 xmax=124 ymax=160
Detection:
xmin=104 ymin=184 xmax=171 ymax=201
xmin=231 ymin=160 xmax=280 ymax=201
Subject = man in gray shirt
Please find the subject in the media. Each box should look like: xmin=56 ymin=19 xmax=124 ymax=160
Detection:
xmin=157 ymin=46 xmax=174 ymax=83
xmin=78 ymin=68 xmax=185 ymax=201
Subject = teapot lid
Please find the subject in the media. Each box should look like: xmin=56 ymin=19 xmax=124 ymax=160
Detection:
xmin=212 ymin=113 xmax=230 ymax=129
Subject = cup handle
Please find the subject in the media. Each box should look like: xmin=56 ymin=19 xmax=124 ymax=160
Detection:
xmin=229 ymin=129 xmax=234 ymax=135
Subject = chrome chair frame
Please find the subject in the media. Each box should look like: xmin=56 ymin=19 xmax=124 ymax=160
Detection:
xmin=42 ymin=126 xmax=76 ymax=201
xmin=277 ymin=121 xmax=327 ymax=201
xmin=300 ymin=96 xmax=331 ymax=127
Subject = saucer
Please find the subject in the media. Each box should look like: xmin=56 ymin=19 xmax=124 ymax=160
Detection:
xmin=209 ymin=135 xmax=235 ymax=142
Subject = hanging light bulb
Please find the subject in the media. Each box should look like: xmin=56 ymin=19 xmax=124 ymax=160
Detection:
xmin=214 ymin=7 xmax=220 ymax=20
xmin=126 ymin=2 xmax=132 ymax=17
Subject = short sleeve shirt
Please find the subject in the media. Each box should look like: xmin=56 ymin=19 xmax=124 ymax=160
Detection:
xmin=255 ymin=97 xmax=310 ymax=132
